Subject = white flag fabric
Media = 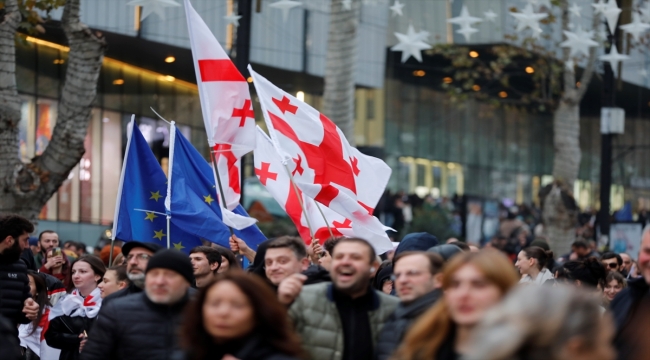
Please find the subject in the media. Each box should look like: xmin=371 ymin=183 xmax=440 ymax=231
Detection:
xmin=184 ymin=0 xmax=255 ymax=210
xmin=254 ymin=127 xmax=392 ymax=253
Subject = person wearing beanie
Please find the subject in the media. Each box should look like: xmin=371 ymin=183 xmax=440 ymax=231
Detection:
xmin=82 ymin=249 xmax=194 ymax=360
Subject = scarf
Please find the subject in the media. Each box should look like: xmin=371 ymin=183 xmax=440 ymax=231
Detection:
xmin=48 ymin=287 xmax=102 ymax=320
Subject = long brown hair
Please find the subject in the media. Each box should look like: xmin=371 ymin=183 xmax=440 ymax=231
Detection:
xmin=393 ymin=249 xmax=519 ymax=360
xmin=180 ymin=270 xmax=304 ymax=359
xmin=65 ymin=255 xmax=106 ymax=293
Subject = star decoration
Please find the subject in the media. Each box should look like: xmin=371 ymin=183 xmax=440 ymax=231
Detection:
xmin=203 ymin=194 xmax=215 ymax=205
xmin=592 ymin=0 xmax=606 ymax=15
xmin=144 ymin=212 xmax=158 ymax=222
xmin=127 ymin=0 xmax=180 ymax=21
xmin=601 ymin=0 xmax=621 ymax=34
xmin=153 ymin=229 xmax=166 ymax=241
xmin=560 ymin=26 xmax=598 ymax=57
xmin=484 ymin=9 xmax=498 ymax=23
xmin=599 ymin=44 xmax=629 ymax=74
xmin=342 ymin=0 xmax=352 ymax=10
xmin=456 ymin=26 xmax=479 ymax=42
xmin=269 ymin=0 xmax=302 ymax=22
xmin=173 ymin=242 xmax=185 ymax=251
xmin=150 ymin=191 xmax=162 ymax=202
xmin=620 ymin=12 xmax=650 ymax=42
xmin=391 ymin=25 xmax=432 ymax=63
xmin=448 ymin=5 xmax=482 ymax=29
xmin=390 ymin=0 xmax=404 ymax=17
xmin=510 ymin=4 xmax=548 ymax=39
xmin=569 ymin=3 xmax=582 ymax=18
xmin=223 ymin=13 xmax=242 ymax=27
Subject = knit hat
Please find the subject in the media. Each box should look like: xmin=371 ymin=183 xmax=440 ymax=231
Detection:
xmin=145 ymin=249 xmax=194 ymax=284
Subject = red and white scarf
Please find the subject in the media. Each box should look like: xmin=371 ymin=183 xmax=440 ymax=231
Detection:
xmin=48 ymin=287 xmax=102 ymax=320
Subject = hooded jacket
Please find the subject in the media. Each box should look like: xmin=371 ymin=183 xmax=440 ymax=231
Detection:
xmin=81 ymin=291 xmax=192 ymax=360
xmin=375 ymin=289 xmax=442 ymax=360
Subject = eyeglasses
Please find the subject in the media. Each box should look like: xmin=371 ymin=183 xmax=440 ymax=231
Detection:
xmin=126 ymin=254 xmax=152 ymax=262
xmin=391 ymin=270 xmax=424 ymax=281
xmin=605 ymin=262 xmax=618 ymax=269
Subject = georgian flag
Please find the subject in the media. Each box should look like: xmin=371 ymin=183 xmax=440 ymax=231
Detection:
xmin=249 ymin=67 xmax=394 ymax=253
xmin=184 ymin=0 xmax=255 ymax=210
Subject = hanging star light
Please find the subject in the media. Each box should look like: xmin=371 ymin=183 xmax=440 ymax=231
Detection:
xmin=620 ymin=12 xmax=650 ymax=42
xmin=448 ymin=5 xmax=482 ymax=28
xmin=456 ymin=26 xmax=479 ymax=42
xmin=569 ymin=3 xmax=582 ymax=18
xmin=599 ymin=44 xmax=629 ymax=74
xmin=223 ymin=13 xmax=242 ymax=27
xmin=560 ymin=26 xmax=598 ymax=57
xmin=127 ymin=0 xmax=180 ymax=21
xmin=510 ymin=4 xmax=548 ymax=38
xmin=390 ymin=0 xmax=404 ymax=17
xmin=269 ymin=0 xmax=302 ymax=22
xmin=602 ymin=0 xmax=621 ymax=34
xmin=484 ymin=9 xmax=498 ymax=23
xmin=592 ymin=0 xmax=606 ymax=15
xmin=391 ymin=25 xmax=432 ymax=63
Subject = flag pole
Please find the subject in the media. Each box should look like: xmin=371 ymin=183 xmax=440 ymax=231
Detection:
xmin=108 ymin=239 xmax=115 ymax=267
xmin=210 ymin=149 xmax=235 ymax=237
xmin=314 ymin=202 xmax=336 ymax=240
xmin=166 ymin=215 xmax=171 ymax=249
xmin=282 ymin=164 xmax=315 ymax=241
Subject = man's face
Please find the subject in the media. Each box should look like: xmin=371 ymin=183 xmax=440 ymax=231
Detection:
xmin=189 ymin=252 xmax=217 ymax=277
xmin=620 ymin=254 xmax=633 ymax=272
xmin=394 ymin=254 xmax=438 ymax=303
xmin=126 ymin=248 xmax=154 ymax=280
xmin=638 ymin=232 xmax=650 ymax=284
xmin=330 ymin=242 xmax=374 ymax=297
xmin=574 ymin=246 xmax=590 ymax=257
xmin=145 ymin=268 xmax=190 ymax=305
xmin=264 ymin=248 xmax=306 ymax=286
xmin=602 ymin=258 xmax=620 ymax=273
xmin=39 ymin=233 xmax=59 ymax=253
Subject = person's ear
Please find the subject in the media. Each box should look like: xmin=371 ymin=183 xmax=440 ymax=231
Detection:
xmin=95 ymin=275 xmax=102 ymax=283
xmin=301 ymin=257 xmax=310 ymax=271
xmin=433 ymin=273 xmax=443 ymax=288
xmin=210 ymin=262 xmax=220 ymax=272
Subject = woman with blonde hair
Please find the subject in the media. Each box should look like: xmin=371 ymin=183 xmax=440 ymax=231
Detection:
xmin=392 ymin=249 xmax=519 ymax=360
xmin=463 ymin=285 xmax=616 ymax=360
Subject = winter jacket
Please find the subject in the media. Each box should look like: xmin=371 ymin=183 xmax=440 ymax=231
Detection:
xmin=0 ymin=252 xmax=31 ymax=326
xmin=0 ymin=314 xmax=22 ymax=360
xmin=288 ymin=282 xmax=399 ymax=360
xmin=175 ymin=334 xmax=301 ymax=360
xmin=375 ymin=289 xmax=441 ymax=360
xmin=519 ymin=268 xmax=555 ymax=285
xmin=302 ymin=264 xmax=331 ymax=285
xmin=21 ymin=248 xmax=37 ymax=271
xmin=45 ymin=314 xmax=96 ymax=360
xmin=610 ymin=277 xmax=649 ymax=359
xmin=80 ymin=291 xmax=192 ymax=360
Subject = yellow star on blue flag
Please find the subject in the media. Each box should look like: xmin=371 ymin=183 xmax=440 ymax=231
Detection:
xmin=144 ymin=212 xmax=158 ymax=222
xmin=153 ymin=229 xmax=166 ymax=241
xmin=203 ymin=194 xmax=214 ymax=205
xmin=173 ymin=242 xmax=185 ymax=251
xmin=150 ymin=191 xmax=162 ymax=202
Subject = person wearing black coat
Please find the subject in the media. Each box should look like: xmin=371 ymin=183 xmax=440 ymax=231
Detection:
xmin=610 ymin=276 xmax=650 ymax=360
xmin=81 ymin=249 xmax=196 ymax=360
xmin=0 ymin=313 xmax=22 ymax=360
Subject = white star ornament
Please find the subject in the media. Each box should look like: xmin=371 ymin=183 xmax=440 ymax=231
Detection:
xmin=223 ymin=13 xmax=242 ymax=27
xmin=484 ymin=9 xmax=498 ymax=23
xmin=391 ymin=25 xmax=432 ymax=63
xmin=569 ymin=3 xmax=581 ymax=18
xmin=560 ymin=26 xmax=598 ymax=57
xmin=128 ymin=0 xmax=180 ymax=21
xmin=620 ymin=12 xmax=650 ymax=42
xmin=602 ymin=0 xmax=621 ymax=34
xmin=269 ymin=0 xmax=302 ymax=22
xmin=599 ymin=44 xmax=629 ymax=75
xmin=510 ymin=4 xmax=548 ymax=38
xmin=390 ymin=0 xmax=404 ymax=17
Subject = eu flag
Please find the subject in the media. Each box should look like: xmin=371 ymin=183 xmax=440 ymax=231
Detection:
xmin=167 ymin=124 xmax=266 ymax=249
xmin=112 ymin=118 xmax=204 ymax=253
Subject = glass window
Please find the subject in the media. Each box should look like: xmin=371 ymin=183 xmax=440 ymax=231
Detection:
xmin=101 ymin=110 xmax=122 ymax=225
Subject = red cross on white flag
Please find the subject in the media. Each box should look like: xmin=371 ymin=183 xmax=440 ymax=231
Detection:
xmin=254 ymin=127 xmax=393 ymax=253
xmin=184 ymin=0 xmax=255 ymax=210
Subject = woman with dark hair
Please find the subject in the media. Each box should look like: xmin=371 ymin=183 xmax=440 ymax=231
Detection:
xmin=179 ymin=271 xmax=304 ymax=360
xmin=19 ymin=270 xmax=54 ymax=359
xmin=98 ymin=265 xmax=128 ymax=299
xmin=515 ymin=246 xmax=555 ymax=285
xmin=215 ymin=246 xmax=241 ymax=273
xmin=45 ymin=255 xmax=106 ymax=360
xmin=602 ymin=271 xmax=627 ymax=306
xmin=556 ymin=258 xmax=607 ymax=289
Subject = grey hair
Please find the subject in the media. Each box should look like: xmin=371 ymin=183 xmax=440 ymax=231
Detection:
xmin=462 ymin=285 xmax=603 ymax=360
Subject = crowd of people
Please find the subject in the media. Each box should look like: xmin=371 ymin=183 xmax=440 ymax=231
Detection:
xmin=1 ymin=213 xmax=649 ymax=360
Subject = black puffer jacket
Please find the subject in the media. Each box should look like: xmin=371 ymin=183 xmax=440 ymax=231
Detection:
xmin=0 ymin=252 xmax=30 ymax=326
xmin=0 ymin=314 xmax=22 ymax=360
xmin=81 ymin=291 xmax=191 ymax=360
xmin=375 ymin=289 xmax=442 ymax=360
xmin=45 ymin=313 xmax=96 ymax=360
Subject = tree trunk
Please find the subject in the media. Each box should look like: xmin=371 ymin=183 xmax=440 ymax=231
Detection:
xmin=322 ymin=0 xmax=359 ymax=145
xmin=0 ymin=0 xmax=105 ymax=221
xmin=541 ymin=0 xmax=599 ymax=255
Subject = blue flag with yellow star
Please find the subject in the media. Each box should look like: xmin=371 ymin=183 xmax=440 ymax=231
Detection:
xmin=112 ymin=118 xmax=204 ymax=253
xmin=167 ymin=124 xmax=266 ymax=249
